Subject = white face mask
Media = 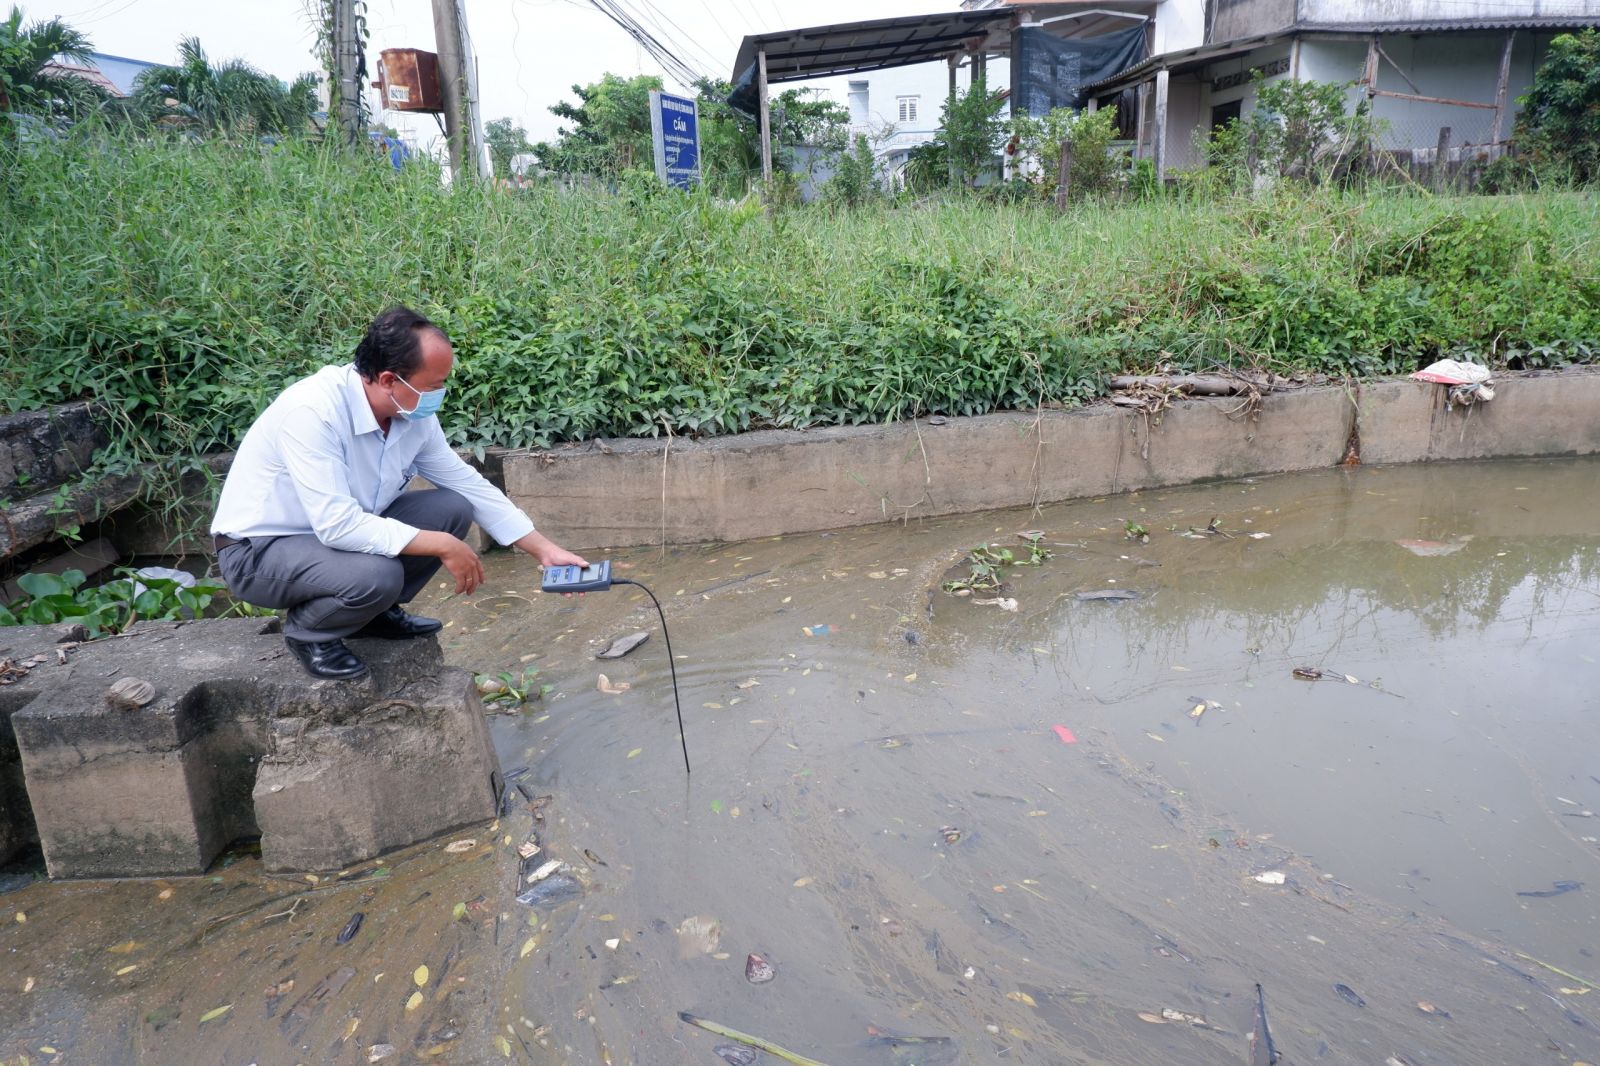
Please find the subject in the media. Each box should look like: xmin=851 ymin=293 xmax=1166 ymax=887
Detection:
xmin=392 ymin=374 xmax=447 ymax=420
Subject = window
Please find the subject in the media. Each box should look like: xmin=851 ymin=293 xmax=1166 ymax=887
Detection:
xmin=897 ymin=95 xmax=919 ymax=124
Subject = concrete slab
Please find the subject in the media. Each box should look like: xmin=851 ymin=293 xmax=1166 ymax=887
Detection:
xmin=2 ymin=618 xmax=499 ymax=878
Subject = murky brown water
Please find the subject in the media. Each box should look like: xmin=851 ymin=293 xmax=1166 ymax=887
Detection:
xmin=3 ymin=456 xmax=1599 ymax=1065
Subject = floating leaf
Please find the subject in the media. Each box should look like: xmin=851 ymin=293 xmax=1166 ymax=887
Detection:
xmin=1145 ymin=732 xmax=1165 ymax=742
xmin=107 ymin=940 xmax=139 ymax=955
xmin=904 ymin=673 xmax=917 ymax=682
xmin=1138 ymin=1011 xmax=1166 ymax=1024
xmin=157 ymin=888 xmax=173 ymax=901
xmin=1189 ymin=702 xmax=1206 ymax=720
xmin=198 ymin=1003 xmax=233 ymax=1024
xmin=626 ymin=748 xmax=643 ymax=759
xmin=444 ymin=839 xmax=476 ymax=853
xmin=736 ymin=679 xmax=760 ymax=690
xmin=703 ymin=702 xmax=723 ymax=709
xmin=1007 ymin=991 xmax=1038 ymax=1007
xmin=520 ymin=937 xmax=537 ymax=958
xmin=495 ymin=1034 xmax=512 ymax=1056
xmin=452 ymin=902 xmax=467 ymax=921
xmin=405 ymin=991 xmax=423 ymax=1012
xmin=23 ymin=976 xmax=35 ymax=993
xmin=1026 ymin=810 xmax=1049 ymax=818
xmin=413 ymin=965 xmax=429 ymax=987
xmin=115 ymin=964 xmax=137 ymax=976
xmin=793 ymin=877 xmax=813 ymax=888
xmin=710 ymin=800 xmax=724 ymax=814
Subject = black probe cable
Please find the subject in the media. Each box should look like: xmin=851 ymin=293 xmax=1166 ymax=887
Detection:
xmin=612 ymin=578 xmax=690 ymax=775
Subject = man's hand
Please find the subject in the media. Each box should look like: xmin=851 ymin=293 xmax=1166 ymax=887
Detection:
xmin=404 ymin=530 xmax=484 ymax=595
xmin=513 ymin=529 xmax=589 ymax=571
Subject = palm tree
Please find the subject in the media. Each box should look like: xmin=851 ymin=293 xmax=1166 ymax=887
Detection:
xmin=133 ymin=37 xmax=315 ymax=136
xmin=0 ymin=5 xmax=105 ymax=120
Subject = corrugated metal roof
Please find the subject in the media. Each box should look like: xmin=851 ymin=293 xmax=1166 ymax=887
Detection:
xmin=40 ymin=61 xmax=122 ymax=98
xmin=1083 ymin=16 xmax=1600 ymax=93
xmin=731 ymin=9 xmax=1013 ymax=84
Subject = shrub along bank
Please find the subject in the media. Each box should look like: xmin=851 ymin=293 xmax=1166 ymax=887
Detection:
xmin=3 ymin=134 xmax=1598 ymax=474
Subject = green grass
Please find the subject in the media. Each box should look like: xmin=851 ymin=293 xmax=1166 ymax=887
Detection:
xmin=3 ymin=132 xmax=1598 ymax=474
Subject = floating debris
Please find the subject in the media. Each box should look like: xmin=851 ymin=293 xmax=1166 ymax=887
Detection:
xmin=1251 ymin=983 xmax=1280 ymax=1066
xmin=680 ymin=1012 xmax=828 ymax=1066
xmin=1334 ymin=983 xmax=1367 ymax=1007
xmin=516 ymin=875 xmax=582 ymax=908
xmin=802 ymin=624 xmax=835 ymax=637
xmin=596 ymin=632 xmax=649 ymax=659
xmin=1075 ymin=589 xmax=1141 ymax=603
xmin=597 ymin=674 xmax=631 ymax=695
xmin=337 ymin=913 xmax=364 ymax=944
xmin=1416 ymin=1000 xmax=1451 ymax=1018
xmin=745 ymin=953 xmax=776 ymax=984
xmin=1052 ymin=724 xmax=1077 ymax=744
xmin=971 ymin=597 xmax=1019 ymax=612
xmin=677 ymin=915 xmax=722 ymax=957
xmin=444 ymin=839 xmax=477 ymax=854
xmin=1516 ymin=880 xmax=1582 ymax=898
xmin=713 ymin=1045 xmax=758 ymax=1066
xmin=1292 ymin=666 xmax=1323 ymax=680
xmin=939 ymin=826 xmax=962 ymax=845
xmin=1253 ymin=871 xmax=1287 ymax=886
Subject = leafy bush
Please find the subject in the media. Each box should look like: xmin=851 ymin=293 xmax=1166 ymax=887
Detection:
xmin=821 ymin=134 xmax=880 ymax=209
xmin=0 ymin=568 xmax=230 ymax=636
xmin=1512 ymin=28 xmax=1600 ymax=184
xmin=935 ymin=75 xmax=1005 ymax=188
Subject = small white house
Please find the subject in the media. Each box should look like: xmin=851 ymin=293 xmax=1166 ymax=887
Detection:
xmin=1084 ymin=1 xmax=1600 ymax=176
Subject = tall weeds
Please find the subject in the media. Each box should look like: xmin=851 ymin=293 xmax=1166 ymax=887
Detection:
xmin=3 ymin=132 xmax=1597 ymax=470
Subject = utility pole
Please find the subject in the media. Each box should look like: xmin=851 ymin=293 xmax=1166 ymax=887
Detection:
xmin=431 ymin=0 xmax=482 ymax=181
xmin=331 ymin=0 xmax=362 ymax=146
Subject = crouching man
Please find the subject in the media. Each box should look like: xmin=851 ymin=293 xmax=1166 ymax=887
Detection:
xmin=210 ymin=305 xmax=587 ymax=679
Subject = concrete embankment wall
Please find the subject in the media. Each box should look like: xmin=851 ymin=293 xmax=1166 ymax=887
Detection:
xmin=503 ymin=368 xmax=1600 ymax=550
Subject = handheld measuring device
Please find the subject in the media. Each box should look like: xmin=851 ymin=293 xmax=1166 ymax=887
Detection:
xmin=539 ymin=561 xmax=689 ymax=774
xmin=540 ymin=562 xmax=613 ymax=594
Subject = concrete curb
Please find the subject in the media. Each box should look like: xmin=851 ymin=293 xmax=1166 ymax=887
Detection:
xmin=503 ymin=368 xmax=1600 ymax=550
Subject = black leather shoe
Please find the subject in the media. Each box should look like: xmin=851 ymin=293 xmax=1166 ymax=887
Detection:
xmin=351 ymin=606 xmax=444 ymax=640
xmin=285 ymin=637 xmax=369 ymax=680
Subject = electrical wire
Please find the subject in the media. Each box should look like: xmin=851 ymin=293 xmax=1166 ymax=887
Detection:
xmin=620 ymin=0 xmax=724 ymax=79
xmin=584 ymin=0 xmax=704 ymax=87
xmin=613 ymin=578 xmax=690 ymax=775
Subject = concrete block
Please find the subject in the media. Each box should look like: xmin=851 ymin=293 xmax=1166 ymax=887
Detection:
xmin=252 ymin=669 xmax=499 ymax=872
xmin=4 ymin=618 xmax=496 ymax=879
xmin=503 ymin=368 xmax=1600 ymax=550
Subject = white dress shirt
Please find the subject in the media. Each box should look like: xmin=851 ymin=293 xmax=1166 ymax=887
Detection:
xmin=211 ymin=364 xmax=534 ymax=555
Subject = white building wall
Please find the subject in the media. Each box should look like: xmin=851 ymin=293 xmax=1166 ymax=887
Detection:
xmin=1153 ymin=0 xmax=1207 ymax=52
xmin=1297 ymin=0 xmax=1600 ymax=22
xmin=798 ymin=56 xmax=1013 ymax=177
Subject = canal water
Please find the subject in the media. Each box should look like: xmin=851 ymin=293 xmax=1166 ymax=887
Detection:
xmin=2 ymin=456 xmax=1598 ymax=1065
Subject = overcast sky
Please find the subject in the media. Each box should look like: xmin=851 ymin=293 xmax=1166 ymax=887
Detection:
xmin=33 ymin=0 xmax=939 ymax=149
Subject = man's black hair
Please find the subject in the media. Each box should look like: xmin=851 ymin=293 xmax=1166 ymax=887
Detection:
xmin=353 ymin=305 xmax=448 ymax=381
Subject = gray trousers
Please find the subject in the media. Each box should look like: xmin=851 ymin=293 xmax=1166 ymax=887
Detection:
xmin=218 ymin=489 xmax=474 ymax=642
